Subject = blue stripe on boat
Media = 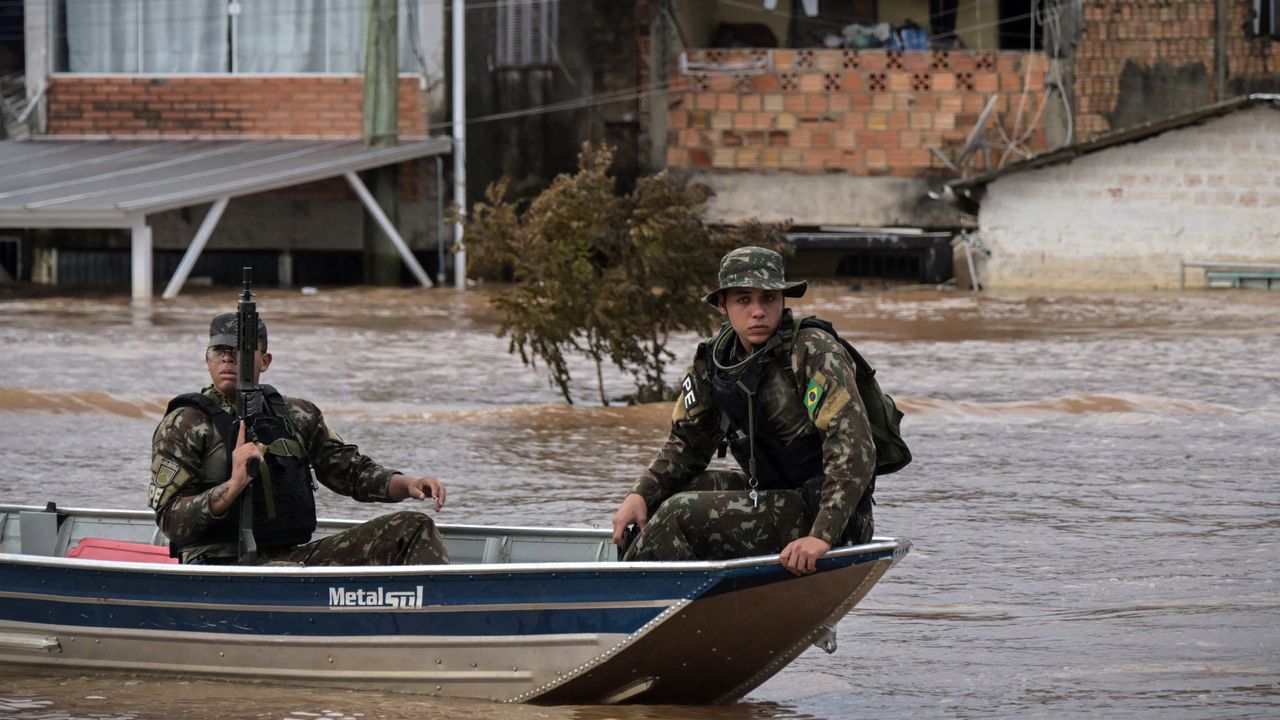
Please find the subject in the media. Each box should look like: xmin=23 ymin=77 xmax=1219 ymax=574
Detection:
xmin=0 ymin=566 xmax=711 ymax=606
xmin=0 ymin=596 xmax=665 ymax=636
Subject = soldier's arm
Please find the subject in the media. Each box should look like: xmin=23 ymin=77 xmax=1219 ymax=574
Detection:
xmin=150 ymin=408 xmax=225 ymax=545
xmin=630 ymin=367 xmax=719 ymax=510
xmin=798 ymin=337 xmax=877 ymax=545
xmin=291 ymin=398 xmax=401 ymax=502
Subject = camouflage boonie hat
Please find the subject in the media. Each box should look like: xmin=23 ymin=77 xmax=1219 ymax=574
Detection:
xmin=209 ymin=312 xmax=268 ymax=351
xmin=704 ymin=246 xmax=807 ymax=306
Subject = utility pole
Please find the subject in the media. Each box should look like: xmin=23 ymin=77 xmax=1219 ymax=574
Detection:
xmin=452 ymin=0 xmax=467 ymax=289
xmin=362 ymin=0 xmax=401 ymax=285
xmin=1214 ymin=0 xmax=1227 ymax=101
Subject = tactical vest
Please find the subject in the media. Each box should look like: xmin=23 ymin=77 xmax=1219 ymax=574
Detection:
xmin=706 ymin=321 xmax=824 ymax=492
xmin=165 ymin=385 xmax=317 ymax=558
xmin=706 ymin=314 xmax=911 ymax=490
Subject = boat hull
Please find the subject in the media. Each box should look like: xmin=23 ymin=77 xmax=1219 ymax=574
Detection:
xmin=0 ymin=504 xmax=909 ymax=704
xmin=531 ymin=547 xmax=899 ymax=704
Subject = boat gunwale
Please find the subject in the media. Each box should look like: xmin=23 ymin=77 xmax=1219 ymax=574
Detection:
xmin=0 ymin=540 xmax=907 ymax=576
xmin=0 ymin=503 xmax=910 ymax=578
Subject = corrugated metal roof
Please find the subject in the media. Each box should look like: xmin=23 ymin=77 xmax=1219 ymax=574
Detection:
xmin=945 ymin=93 xmax=1280 ymax=195
xmin=0 ymin=137 xmax=452 ymax=228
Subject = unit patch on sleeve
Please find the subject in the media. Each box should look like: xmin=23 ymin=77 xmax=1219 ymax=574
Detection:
xmin=682 ymin=374 xmax=698 ymax=410
xmin=151 ymin=456 xmax=181 ymax=488
xmin=804 ymin=378 xmax=826 ymax=418
xmin=148 ymin=455 xmax=190 ymax=510
xmin=672 ymin=372 xmax=707 ymax=422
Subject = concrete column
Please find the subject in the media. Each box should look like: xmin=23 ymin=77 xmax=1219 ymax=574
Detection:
xmin=362 ymin=0 xmax=402 ymax=285
xmin=279 ymin=249 xmax=293 ymax=288
xmin=131 ymin=216 xmax=153 ymax=302
xmin=32 ymin=247 xmax=56 ymax=284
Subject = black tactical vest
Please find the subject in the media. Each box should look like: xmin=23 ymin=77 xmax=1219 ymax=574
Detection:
xmin=165 ymin=385 xmax=317 ymax=557
xmin=706 ymin=320 xmax=825 ymax=491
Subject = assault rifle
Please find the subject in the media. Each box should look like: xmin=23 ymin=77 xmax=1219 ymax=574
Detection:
xmin=236 ymin=267 xmax=264 ymax=565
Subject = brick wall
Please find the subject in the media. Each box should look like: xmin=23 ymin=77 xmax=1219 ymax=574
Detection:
xmin=47 ymin=76 xmax=430 ymax=137
xmin=1074 ymin=0 xmax=1280 ymax=138
xmin=978 ymin=106 xmax=1280 ymax=290
xmin=665 ymin=48 xmax=1049 ymax=177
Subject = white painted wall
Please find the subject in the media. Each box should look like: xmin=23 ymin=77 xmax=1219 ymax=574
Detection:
xmin=699 ymin=173 xmax=972 ymax=229
xmin=977 ymin=106 xmax=1280 ymax=290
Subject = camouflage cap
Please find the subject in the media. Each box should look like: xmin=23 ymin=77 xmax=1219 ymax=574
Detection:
xmin=704 ymin=245 xmax=806 ymax=306
xmin=208 ymin=312 xmax=268 ymax=351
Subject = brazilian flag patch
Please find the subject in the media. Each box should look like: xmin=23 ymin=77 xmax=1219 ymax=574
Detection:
xmin=804 ymin=379 xmax=825 ymax=418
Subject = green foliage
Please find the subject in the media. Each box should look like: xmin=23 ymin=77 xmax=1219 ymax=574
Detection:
xmin=461 ymin=143 xmax=790 ymax=405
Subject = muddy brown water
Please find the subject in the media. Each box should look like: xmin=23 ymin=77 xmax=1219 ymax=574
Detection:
xmin=1 ymin=285 xmax=1278 ymax=719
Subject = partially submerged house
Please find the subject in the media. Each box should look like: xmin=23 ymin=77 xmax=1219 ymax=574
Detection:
xmin=645 ymin=0 xmax=1280 ymax=287
xmin=939 ymin=93 xmax=1280 ymax=291
xmin=1 ymin=0 xmax=451 ymax=297
xmin=3 ymin=0 xmax=1279 ymax=294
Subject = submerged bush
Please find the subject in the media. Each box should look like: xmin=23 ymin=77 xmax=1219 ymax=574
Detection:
xmin=461 ymin=143 xmax=789 ymax=405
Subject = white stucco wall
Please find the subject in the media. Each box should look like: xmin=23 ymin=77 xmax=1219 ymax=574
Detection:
xmin=699 ymin=174 xmax=973 ymax=229
xmin=976 ymin=105 xmax=1280 ymax=291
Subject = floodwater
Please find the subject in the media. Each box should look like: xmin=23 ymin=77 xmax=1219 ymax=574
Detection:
xmin=1 ymin=284 xmax=1278 ymax=719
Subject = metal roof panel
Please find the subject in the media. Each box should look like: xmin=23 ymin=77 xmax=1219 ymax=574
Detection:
xmin=0 ymin=137 xmax=452 ymax=227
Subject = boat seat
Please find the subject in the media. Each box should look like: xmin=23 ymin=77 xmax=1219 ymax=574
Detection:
xmin=66 ymin=537 xmax=179 ymax=564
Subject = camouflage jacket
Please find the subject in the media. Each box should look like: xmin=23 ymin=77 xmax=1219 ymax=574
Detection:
xmin=148 ymin=384 xmax=401 ymax=560
xmin=632 ymin=311 xmax=876 ymax=545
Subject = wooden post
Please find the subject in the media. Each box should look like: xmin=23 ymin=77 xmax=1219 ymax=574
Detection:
xmin=362 ymin=0 xmax=402 ymax=285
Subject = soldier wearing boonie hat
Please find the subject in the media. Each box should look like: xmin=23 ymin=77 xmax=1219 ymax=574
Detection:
xmin=611 ymin=245 xmax=883 ymax=576
xmin=702 ymin=245 xmax=808 ymax=306
xmin=148 ymin=310 xmax=454 ymax=567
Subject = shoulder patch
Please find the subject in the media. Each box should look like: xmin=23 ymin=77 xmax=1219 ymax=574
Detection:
xmin=803 ymin=370 xmax=831 ymax=418
xmin=152 ymin=457 xmax=180 ymax=488
xmin=804 ymin=379 xmax=825 ymax=418
xmin=148 ymin=455 xmax=191 ymax=510
xmin=681 ymin=373 xmax=699 ymax=411
xmin=672 ymin=372 xmax=707 ymax=422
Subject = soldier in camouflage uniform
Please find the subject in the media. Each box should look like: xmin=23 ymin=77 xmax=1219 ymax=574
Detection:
xmin=611 ymin=246 xmax=877 ymax=576
xmin=148 ymin=312 xmax=449 ymax=566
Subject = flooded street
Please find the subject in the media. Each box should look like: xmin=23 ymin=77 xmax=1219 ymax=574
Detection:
xmin=1 ymin=285 xmax=1278 ymax=719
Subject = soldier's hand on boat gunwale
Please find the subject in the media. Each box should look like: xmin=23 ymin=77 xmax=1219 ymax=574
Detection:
xmin=390 ymin=474 xmax=446 ymax=511
xmin=780 ymin=536 xmax=830 ymax=576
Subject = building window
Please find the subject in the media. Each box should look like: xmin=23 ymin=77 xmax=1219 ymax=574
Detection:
xmin=55 ymin=0 xmax=423 ymax=74
xmin=1254 ymin=0 xmax=1280 ymax=38
xmin=495 ymin=0 xmax=558 ymax=69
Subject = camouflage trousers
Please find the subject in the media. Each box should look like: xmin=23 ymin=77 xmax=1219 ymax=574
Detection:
xmin=260 ymin=510 xmax=449 ymax=567
xmin=623 ymin=471 xmax=810 ymax=562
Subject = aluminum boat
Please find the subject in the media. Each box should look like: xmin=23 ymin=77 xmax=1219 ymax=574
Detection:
xmin=0 ymin=502 xmax=910 ymax=704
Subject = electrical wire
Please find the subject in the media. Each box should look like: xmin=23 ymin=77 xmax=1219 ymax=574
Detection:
xmin=995 ymin=0 xmax=1073 ymax=167
xmin=428 ymin=78 xmax=671 ymax=130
